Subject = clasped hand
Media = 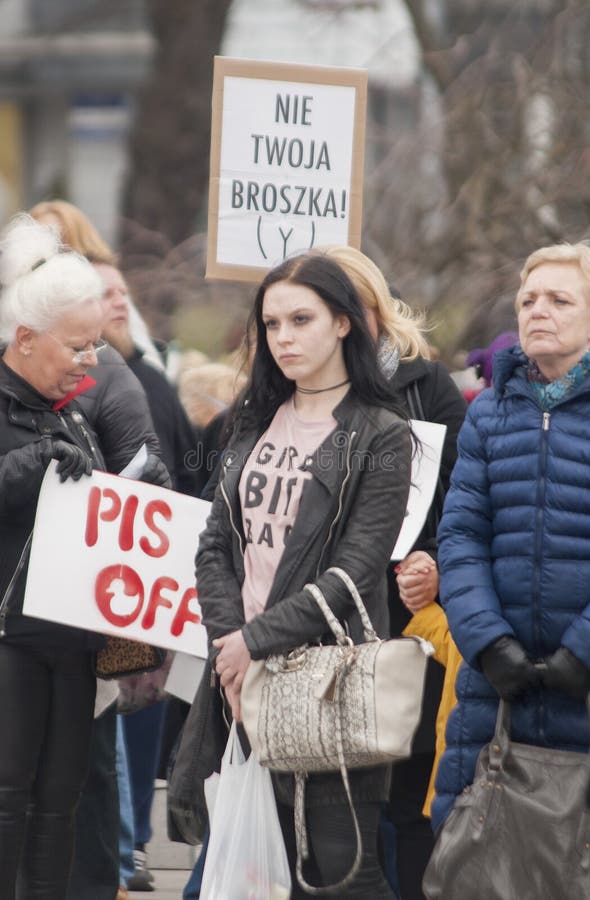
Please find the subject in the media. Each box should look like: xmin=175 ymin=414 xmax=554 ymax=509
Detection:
xmin=481 ymin=637 xmax=590 ymax=701
xmin=396 ymin=550 xmax=439 ymax=611
xmin=212 ymin=629 xmax=251 ymax=722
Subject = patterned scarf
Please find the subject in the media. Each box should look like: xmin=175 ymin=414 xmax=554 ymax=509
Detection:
xmin=377 ymin=337 xmax=400 ymax=380
xmin=524 ymin=349 xmax=590 ymax=410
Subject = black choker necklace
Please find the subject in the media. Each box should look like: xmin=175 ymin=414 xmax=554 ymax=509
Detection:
xmin=296 ymin=378 xmax=350 ymax=395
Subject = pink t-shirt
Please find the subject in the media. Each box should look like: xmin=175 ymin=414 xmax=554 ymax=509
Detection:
xmin=239 ymin=397 xmax=335 ymax=621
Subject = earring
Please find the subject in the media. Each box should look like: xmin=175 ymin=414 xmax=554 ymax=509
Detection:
xmin=22 ymin=348 xmax=31 ymax=356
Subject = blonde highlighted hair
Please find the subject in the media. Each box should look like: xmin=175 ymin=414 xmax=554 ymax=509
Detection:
xmin=29 ymin=199 xmax=115 ymax=265
xmin=519 ymin=243 xmax=590 ymax=293
xmin=322 ymin=246 xmax=429 ymax=360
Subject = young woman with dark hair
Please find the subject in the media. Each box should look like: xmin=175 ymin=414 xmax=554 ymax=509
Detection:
xmin=195 ymin=252 xmax=412 ymax=897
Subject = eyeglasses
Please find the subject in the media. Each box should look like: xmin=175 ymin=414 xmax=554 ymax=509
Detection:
xmin=47 ymin=332 xmax=108 ymax=365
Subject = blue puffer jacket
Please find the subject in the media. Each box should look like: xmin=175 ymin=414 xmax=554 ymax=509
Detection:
xmin=432 ymin=346 xmax=590 ymax=830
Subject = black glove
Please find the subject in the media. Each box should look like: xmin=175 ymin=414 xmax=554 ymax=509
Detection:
xmin=140 ymin=453 xmax=172 ymax=489
xmin=542 ymin=647 xmax=590 ymax=699
xmin=479 ymin=636 xmax=540 ymax=701
xmin=44 ymin=439 xmax=93 ymax=483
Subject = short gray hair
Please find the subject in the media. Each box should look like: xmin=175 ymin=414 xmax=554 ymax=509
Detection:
xmin=0 ymin=213 xmax=103 ymax=342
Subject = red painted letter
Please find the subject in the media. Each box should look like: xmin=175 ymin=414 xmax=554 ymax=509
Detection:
xmin=170 ymin=588 xmax=201 ymax=637
xmin=119 ymin=495 xmax=139 ymax=551
xmin=141 ymin=576 xmax=178 ymax=630
xmin=95 ymin=564 xmax=144 ymax=627
xmin=85 ymin=487 xmax=122 ymax=547
xmin=139 ymin=500 xmax=172 ymax=558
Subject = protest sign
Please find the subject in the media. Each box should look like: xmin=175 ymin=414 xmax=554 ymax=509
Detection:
xmin=391 ymin=420 xmax=447 ymax=561
xmin=23 ymin=463 xmax=210 ymax=656
xmin=207 ymin=56 xmax=367 ymax=281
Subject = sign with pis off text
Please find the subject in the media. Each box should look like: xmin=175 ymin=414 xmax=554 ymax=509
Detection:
xmin=23 ymin=463 xmax=210 ymax=656
xmin=207 ymin=56 xmax=368 ymax=282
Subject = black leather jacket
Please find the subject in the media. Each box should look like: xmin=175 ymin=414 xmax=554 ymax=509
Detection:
xmin=196 ymin=390 xmax=412 ymax=660
xmin=0 ymin=358 xmax=106 ymax=649
xmin=196 ymin=390 xmax=412 ymax=808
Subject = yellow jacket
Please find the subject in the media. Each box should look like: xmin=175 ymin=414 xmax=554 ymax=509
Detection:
xmin=403 ymin=603 xmax=463 ymax=817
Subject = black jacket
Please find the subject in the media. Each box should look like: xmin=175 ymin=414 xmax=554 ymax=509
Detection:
xmin=0 ymin=358 xmax=106 ymax=649
xmin=388 ymin=357 xmax=466 ymax=756
xmin=196 ymin=389 xmax=412 ymax=805
xmin=388 ymin=356 xmax=466 ymax=632
xmin=126 ymin=348 xmax=200 ymax=497
xmin=77 ymin=345 xmax=159 ymax=474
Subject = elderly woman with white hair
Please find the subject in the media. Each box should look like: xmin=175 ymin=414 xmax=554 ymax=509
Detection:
xmin=0 ymin=214 xmax=110 ymax=899
xmin=434 ymin=242 xmax=590 ymax=834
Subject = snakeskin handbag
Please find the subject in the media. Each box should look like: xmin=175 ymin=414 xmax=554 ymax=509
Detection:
xmin=241 ymin=566 xmax=432 ymax=894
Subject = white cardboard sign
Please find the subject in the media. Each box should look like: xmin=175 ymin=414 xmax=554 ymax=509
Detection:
xmin=23 ymin=463 xmax=210 ymax=657
xmin=207 ymin=57 xmax=367 ymax=282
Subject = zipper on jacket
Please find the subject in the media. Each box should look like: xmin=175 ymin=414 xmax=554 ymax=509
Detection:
xmin=70 ymin=410 xmax=100 ymax=465
xmin=316 ymin=430 xmax=357 ymax=576
xmin=532 ymin=411 xmax=550 ymax=742
xmin=220 ymin=478 xmax=245 ymax=558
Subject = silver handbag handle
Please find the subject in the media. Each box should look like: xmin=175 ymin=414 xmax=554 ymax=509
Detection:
xmin=303 ymin=567 xmax=379 ymax=645
xmin=326 ymin=567 xmax=379 ymax=642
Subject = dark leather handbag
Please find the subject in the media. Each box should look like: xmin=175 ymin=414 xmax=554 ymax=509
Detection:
xmin=423 ymin=700 xmax=590 ymax=899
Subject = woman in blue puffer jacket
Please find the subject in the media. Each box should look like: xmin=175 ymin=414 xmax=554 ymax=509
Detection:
xmin=433 ymin=242 xmax=590 ymax=831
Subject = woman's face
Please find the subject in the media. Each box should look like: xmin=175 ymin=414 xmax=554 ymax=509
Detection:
xmin=261 ymin=281 xmax=350 ymax=389
xmin=22 ymin=301 xmax=104 ymax=400
xmin=94 ymin=263 xmax=132 ymax=351
xmin=517 ymin=261 xmax=590 ymax=380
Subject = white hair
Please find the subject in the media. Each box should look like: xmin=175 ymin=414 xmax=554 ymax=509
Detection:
xmin=0 ymin=213 xmax=103 ymax=342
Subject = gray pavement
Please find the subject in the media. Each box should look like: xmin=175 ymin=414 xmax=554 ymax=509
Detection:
xmin=129 ymin=781 xmax=197 ymax=899
xmin=129 ymin=868 xmax=192 ymax=899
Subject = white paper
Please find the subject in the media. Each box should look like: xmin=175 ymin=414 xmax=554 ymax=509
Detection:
xmin=217 ymin=77 xmax=357 ymax=267
xmin=391 ymin=420 xmax=447 ymax=562
xmin=165 ymin=651 xmax=206 ymax=705
xmin=118 ymin=442 xmax=148 ymax=479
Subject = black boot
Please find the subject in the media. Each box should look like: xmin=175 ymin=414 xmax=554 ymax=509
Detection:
xmin=17 ymin=809 xmax=76 ymax=900
xmin=0 ymin=788 xmax=29 ymax=899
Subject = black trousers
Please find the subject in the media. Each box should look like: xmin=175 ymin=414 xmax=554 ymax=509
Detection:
xmin=277 ymin=795 xmax=396 ymax=899
xmin=66 ymin=703 xmax=120 ymax=900
xmin=0 ymin=641 xmax=96 ymax=900
xmin=388 ymin=751 xmax=436 ymax=900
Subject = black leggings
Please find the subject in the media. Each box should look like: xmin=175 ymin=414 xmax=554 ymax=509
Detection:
xmin=0 ymin=642 xmax=96 ymax=900
xmin=277 ymin=794 xmax=396 ymax=899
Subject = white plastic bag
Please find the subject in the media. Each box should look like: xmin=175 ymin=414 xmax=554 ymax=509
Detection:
xmin=201 ymin=722 xmax=291 ymax=900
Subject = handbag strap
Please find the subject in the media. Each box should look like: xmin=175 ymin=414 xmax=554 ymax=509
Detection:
xmin=0 ymin=531 xmax=33 ymax=637
xmin=293 ymin=662 xmax=363 ymax=895
xmin=303 ymin=567 xmax=379 ymax=645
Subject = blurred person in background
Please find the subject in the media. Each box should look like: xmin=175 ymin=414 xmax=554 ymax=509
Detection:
xmin=29 ymin=200 xmax=165 ymax=373
xmin=95 ymin=259 xmax=201 ymax=892
xmin=0 ymin=215 xmax=108 ymax=899
xmin=178 ymin=359 xmax=247 ymax=497
xmin=30 ymin=200 xmax=169 ymax=900
xmin=169 ymin=357 xmax=246 ymax=900
xmin=323 ymin=246 xmax=466 ymax=900
xmin=463 ymin=331 xmax=519 ymax=403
